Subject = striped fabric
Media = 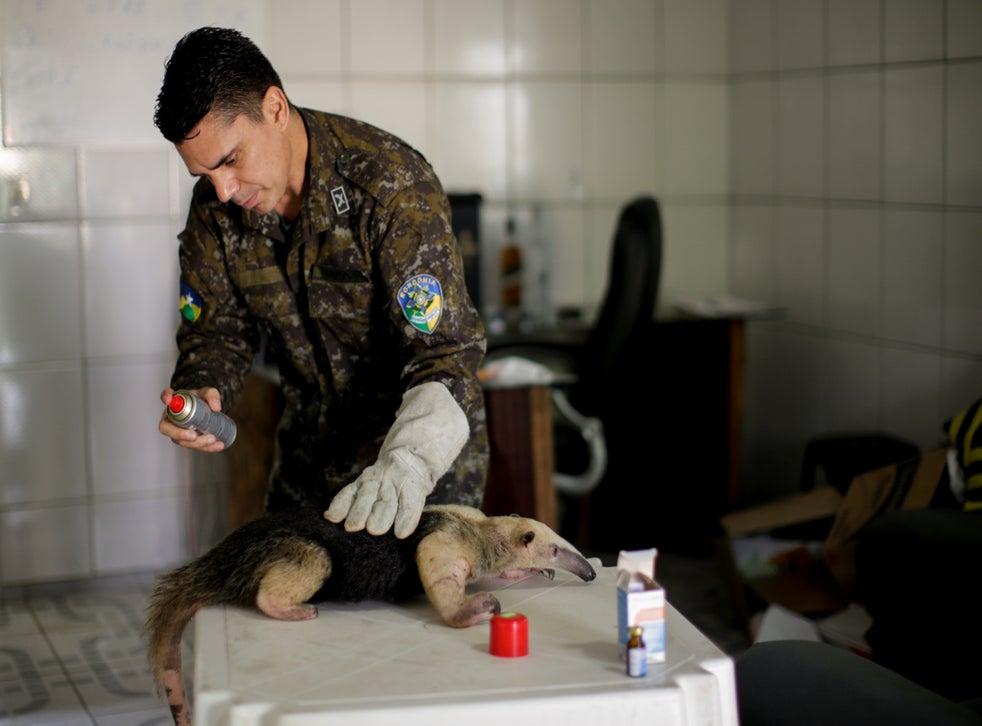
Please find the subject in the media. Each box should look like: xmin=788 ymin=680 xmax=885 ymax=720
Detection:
xmin=946 ymin=398 xmax=982 ymax=512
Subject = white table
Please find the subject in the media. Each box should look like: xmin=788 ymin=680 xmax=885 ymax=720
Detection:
xmin=193 ymin=564 xmax=738 ymax=725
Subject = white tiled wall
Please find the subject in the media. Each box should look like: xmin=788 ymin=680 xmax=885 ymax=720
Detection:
xmin=1 ymin=0 xmax=979 ymax=584
xmin=0 ymin=0 xmax=729 ymax=585
xmin=731 ymin=0 xmax=982 ymax=502
xmin=272 ymin=0 xmax=732 ymax=310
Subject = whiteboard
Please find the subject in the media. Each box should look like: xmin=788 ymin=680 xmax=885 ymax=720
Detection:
xmin=1 ymin=0 xmax=265 ymax=146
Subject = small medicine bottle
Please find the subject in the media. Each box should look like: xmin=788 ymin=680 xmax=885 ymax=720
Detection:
xmin=626 ymin=625 xmax=647 ymax=677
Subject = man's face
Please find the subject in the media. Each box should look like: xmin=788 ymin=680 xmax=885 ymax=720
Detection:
xmin=177 ymin=106 xmax=290 ymax=216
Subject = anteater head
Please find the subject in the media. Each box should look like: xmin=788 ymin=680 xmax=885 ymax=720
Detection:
xmin=492 ymin=514 xmax=597 ymax=582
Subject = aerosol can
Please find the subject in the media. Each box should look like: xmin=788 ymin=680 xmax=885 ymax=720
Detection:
xmin=166 ymin=390 xmax=237 ymax=448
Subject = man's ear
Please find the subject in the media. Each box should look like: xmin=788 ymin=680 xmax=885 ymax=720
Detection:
xmin=263 ymin=86 xmax=290 ymax=131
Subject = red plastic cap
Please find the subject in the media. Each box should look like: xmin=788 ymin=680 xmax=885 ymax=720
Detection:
xmin=489 ymin=612 xmax=529 ymax=657
xmin=168 ymin=394 xmax=186 ymax=413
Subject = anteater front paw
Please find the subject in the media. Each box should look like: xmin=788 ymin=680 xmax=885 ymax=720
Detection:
xmin=447 ymin=592 xmax=501 ymax=627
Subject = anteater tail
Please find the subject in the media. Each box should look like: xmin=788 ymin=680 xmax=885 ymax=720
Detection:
xmin=143 ymin=560 xmax=222 ymax=726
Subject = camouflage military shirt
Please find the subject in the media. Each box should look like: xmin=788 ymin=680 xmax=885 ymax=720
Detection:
xmin=171 ymin=108 xmax=489 ymax=512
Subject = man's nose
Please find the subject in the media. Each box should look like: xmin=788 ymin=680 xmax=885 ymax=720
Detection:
xmin=213 ymin=172 xmax=238 ymax=203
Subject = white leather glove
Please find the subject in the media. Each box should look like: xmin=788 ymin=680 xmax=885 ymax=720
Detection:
xmin=324 ymin=381 xmax=469 ymax=538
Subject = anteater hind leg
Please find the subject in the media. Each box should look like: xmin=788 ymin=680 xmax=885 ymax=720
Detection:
xmin=255 ymin=539 xmax=331 ymax=621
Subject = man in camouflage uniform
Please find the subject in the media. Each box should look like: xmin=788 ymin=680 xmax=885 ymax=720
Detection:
xmin=154 ymin=27 xmax=488 ymax=538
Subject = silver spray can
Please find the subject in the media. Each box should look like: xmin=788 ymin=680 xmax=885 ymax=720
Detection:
xmin=166 ymin=390 xmax=237 ymax=448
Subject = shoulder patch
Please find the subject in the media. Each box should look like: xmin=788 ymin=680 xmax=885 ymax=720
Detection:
xmin=179 ymin=282 xmax=202 ymax=323
xmin=398 ymin=274 xmax=443 ymax=334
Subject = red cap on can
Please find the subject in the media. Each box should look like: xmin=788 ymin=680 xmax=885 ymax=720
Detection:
xmin=489 ymin=612 xmax=529 ymax=657
xmin=168 ymin=395 xmax=186 ymax=413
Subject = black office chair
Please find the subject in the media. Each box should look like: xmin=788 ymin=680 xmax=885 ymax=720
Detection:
xmin=571 ymin=195 xmax=663 ymax=418
xmin=485 ymin=195 xmax=663 ymax=542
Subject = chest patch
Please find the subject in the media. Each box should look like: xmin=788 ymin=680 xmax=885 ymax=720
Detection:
xmin=398 ymin=274 xmax=444 ymax=334
xmin=179 ymin=282 xmax=202 ymax=323
xmin=331 ymin=186 xmax=350 ymax=215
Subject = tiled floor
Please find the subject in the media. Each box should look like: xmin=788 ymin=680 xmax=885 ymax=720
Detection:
xmin=0 ymin=573 xmax=187 ymax=726
xmin=0 ymin=554 xmax=748 ymax=725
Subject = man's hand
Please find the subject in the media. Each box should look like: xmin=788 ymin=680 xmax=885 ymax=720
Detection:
xmin=158 ymin=386 xmax=228 ymax=452
xmin=325 ymin=382 xmax=469 ymax=539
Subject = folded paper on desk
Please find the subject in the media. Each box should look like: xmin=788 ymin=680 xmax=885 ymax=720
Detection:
xmin=673 ymin=295 xmax=781 ymax=319
xmin=479 ymin=356 xmax=563 ymax=388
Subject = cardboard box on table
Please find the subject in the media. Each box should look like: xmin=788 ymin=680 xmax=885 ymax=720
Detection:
xmin=718 ymin=447 xmax=948 ymax=631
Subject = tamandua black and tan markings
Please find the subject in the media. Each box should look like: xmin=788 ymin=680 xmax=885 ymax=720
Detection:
xmin=144 ymin=504 xmax=597 ymax=726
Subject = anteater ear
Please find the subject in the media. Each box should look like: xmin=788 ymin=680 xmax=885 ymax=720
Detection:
xmin=521 ymin=531 xmax=535 ymax=547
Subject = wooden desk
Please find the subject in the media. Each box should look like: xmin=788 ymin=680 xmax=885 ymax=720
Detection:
xmin=481 ymin=385 xmax=557 ymax=530
xmin=226 ymin=371 xmax=282 ymax=529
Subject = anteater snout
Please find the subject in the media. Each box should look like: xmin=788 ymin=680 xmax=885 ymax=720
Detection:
xmin=557 ymin=547 xmax=597 ymax=582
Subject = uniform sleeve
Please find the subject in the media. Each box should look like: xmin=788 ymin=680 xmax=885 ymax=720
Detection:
xmin=171 ymin=193 xmax=259 ymax=410
xmin=374 ymin=182 xmax=487 ymax=422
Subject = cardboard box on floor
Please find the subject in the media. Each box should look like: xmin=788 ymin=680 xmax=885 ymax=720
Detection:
xmin=717 ymin=447 xmax=948 ymax=631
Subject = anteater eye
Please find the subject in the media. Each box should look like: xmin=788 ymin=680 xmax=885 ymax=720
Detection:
xmin=522 ymin=531 xmax=535 ymax=546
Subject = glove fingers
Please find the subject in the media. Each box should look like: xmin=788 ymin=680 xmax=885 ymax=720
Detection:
xmin=393 ymin=487 xmax=427 ymax=539
xmin=327 ymin=470 xmax=383 ymax=531
xmin=330 ymin=456 xmax=428 ymax=537
xmin=366 ymin=500 xmax=398 ymax=536
xmin=324 ymin=485 xmax=357 ymax=523
xmin=364 ymin=479 xmax=397 ymax=535
xmin=345 ymin=483 xmax=381 ymax=531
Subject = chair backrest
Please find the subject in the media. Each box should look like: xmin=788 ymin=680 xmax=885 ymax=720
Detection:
xmin=575 ymin=196 xmax=662 ymax=414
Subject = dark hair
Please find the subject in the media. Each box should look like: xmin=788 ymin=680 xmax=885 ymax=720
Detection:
xmin=154 ymin=27 xmax=286 ymax=142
